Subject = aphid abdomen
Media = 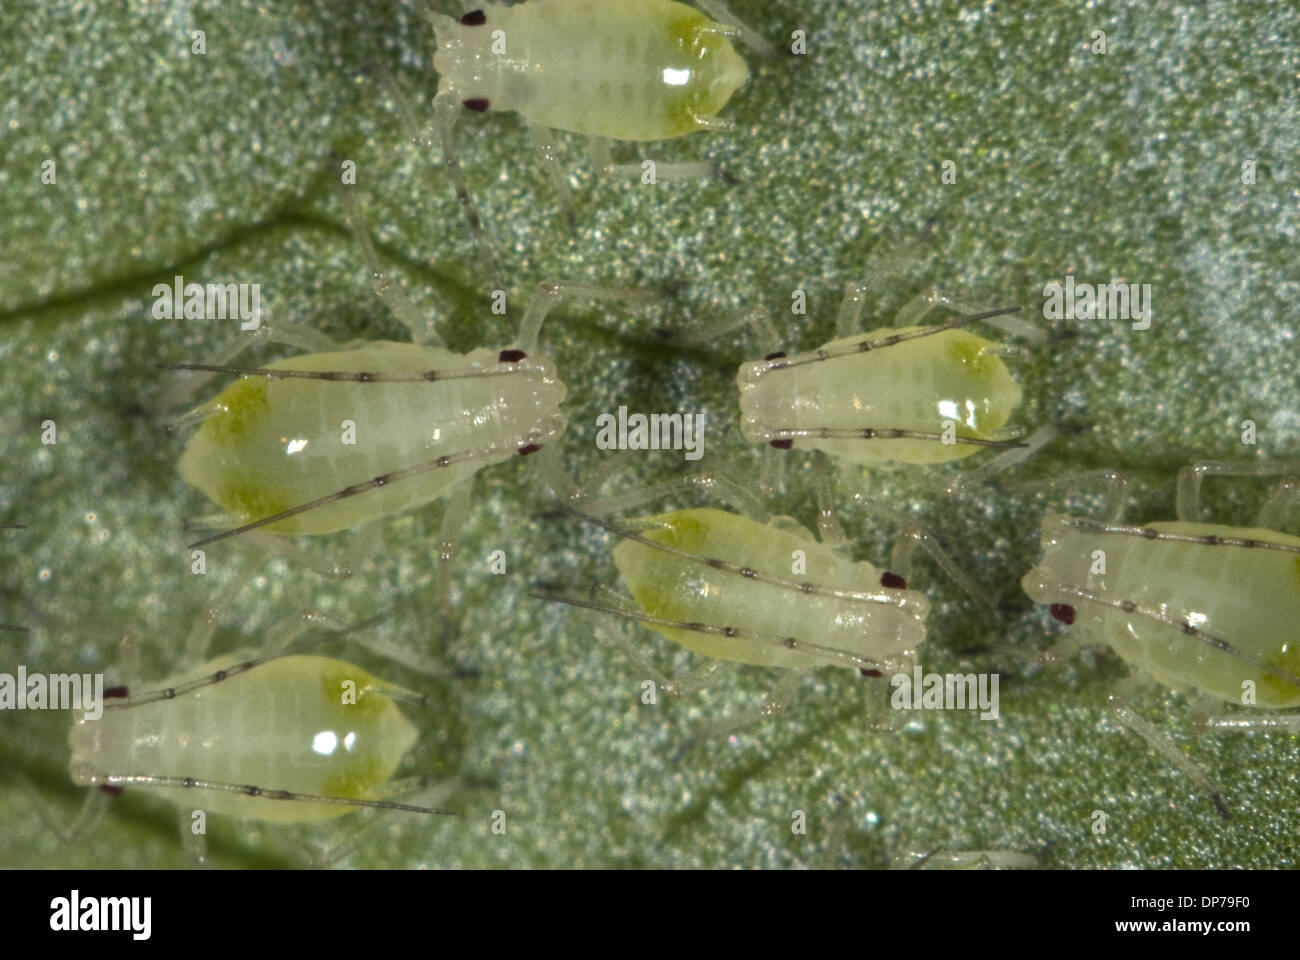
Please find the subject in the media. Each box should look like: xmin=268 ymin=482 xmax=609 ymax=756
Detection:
xmin=178 ymin=341 xmax=566 ymax=535
xmin=612 ymin=508 xmax=927 ymax=668
xmin=437 ymin=0 xmax=749 ymax=141
xmin=68 ymin=655 xmax=418 ymax=824
xmin=1022 ymin=514 xmax=1300 ymax=708
xmin=738 ymin=326 xmax=1022 ymax=465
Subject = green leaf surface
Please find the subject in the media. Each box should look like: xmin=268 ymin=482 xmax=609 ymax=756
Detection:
xmin=2 ymin=0 xmax=1297 ymax=868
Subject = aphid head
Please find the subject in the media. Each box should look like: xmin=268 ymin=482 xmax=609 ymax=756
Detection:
xmin=431 ymin=8 xmax=503 ymax=105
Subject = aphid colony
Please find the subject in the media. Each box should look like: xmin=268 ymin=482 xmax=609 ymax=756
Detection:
xmin=21 ymin=0 xmax=1296 ymax=862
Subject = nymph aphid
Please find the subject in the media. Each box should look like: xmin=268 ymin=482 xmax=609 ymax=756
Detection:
xmin=1020 ymin=460 xmax=1300 ymax=817
xmin=530 ymin=461 xmax=989 ymax=752
xmin=398 ymin=0 xmax=775 ymax=281
xmin=682 ymin=285 xmax=1055 ymax=491
xmin=157 ymin=184 xmax=654 ymax=580
xmin=64 ymin=607 xmax=459 ymax=864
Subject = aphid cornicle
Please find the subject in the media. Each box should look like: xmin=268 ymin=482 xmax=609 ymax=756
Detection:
xmin=406 ymin=0 xmax=773 ymax=280
xmin=158 ymin=184 xmax=654 ymax=578
xmin=1019 ymin=460 xmax=1300 ymax=815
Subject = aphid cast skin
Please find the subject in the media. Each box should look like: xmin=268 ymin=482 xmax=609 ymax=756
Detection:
xmin=1019 ymin=460 xmax=1300 ymax=815
xmin=158 ymin=184 xmax=654 ymax=579
xmin=402 ymin=0 xmax=773 ymax=281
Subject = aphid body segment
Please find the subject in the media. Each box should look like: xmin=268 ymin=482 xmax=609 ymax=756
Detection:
xmin=738 ymin=322 xmax=1023 ymax=465
xmin=1022 ymin=515 xmax=1300 ymax=709
xmin=69 ymin=653 xmax=419 ymax=824
xmin=432 ymin=0 xmax=751 ymax=141
xmin=178 ymin=342 xmax=565 ymax=535
xmin=614 ymin=507 xmax=927 ymax=669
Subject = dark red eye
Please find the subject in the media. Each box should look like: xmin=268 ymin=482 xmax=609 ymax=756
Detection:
xmin=770 ymin=439 xmax=793 ymax=450
xmin=1049 ymin=603 xmax=1076 ymax=625
xmin=764 ymin=351 xmax=786 ymax=361
xmin=459 ymin=9 xmax=487 ymax=25
xmin=104 ymin=685 xmax=129 ymax=699
xmin=518 ymin=443 xmax=542 ymax=456
xmin=498 ymin=349 xmax=526 ymax=363
xmin=463 ymin=98 xmax=491 ymax=112
xmin=98 ymin=784 xmax=124 ymax=796
xmin=859 ymin=668 xmax=882 ymax=678
xmin=880 ymin=572 xmax=907 ymax=590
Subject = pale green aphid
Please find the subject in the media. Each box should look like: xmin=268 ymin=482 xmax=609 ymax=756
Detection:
xmin=531 ymin=466 xmax=948 ymax=750
xmin=159 ymin=185 xmax=653 ymax=578
xmin=608 ymin=507 xmax=926 ymax=671
xmin=1019 ymin=460 xmax=1300 ymax=816
xmin=409 ymin=0 xmax=773 ymax=281
xmin=736 ymin=300 xmax=1038 ymax=466
xmin=70 ymin=652 xmax=428 ymax=825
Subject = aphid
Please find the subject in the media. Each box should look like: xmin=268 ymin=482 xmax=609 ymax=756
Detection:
xmin=65 ymin=610 xmax=458 ymax=864
xmin=530 ymin=464 xmax=984 ymax=752
xmin=404 ymin=0 xmax=775 ymax=281
xmin=728 ymin=287 xmax=1053 ymax=475
xmin=157 ymin=185 xmax=654 ymax=579
xmin=1020 ymin=460 xmax=1300 ymax=816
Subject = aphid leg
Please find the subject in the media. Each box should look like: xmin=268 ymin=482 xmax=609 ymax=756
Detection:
xmin=845 ymin=489 xmax=993 ymax=610
xmin=889 ymin=848 xmax=1037 ymax=870
xmin=339 ymin=179 xmax=444 ymax=348
xmin=812 ymin=451 xmax=846 ymax=547
xmin=232 ymin=527 xmax=375 ymax=581
xmin=587 ymin=135 xmax=717 ymax=181
xmin=536 ymin=444 xmax=635 ymax=507
xmin=672 ymin=670 xmax=804 ymax=761
xmin=434 ymin=482 xmax=472 ymax=651
xmin=996 ymin=468 xmax=1131 ymax=522
xmin=179 ymin=556 xmax=265 ymax=666
xmin=818 ymin=794 xmax=851 ymax=869
xmin=1258 ymin=476 xmax=1300 ymax=530
xmin=431 ymin=90 xmax=502 ymax=288
xmin=1175 ymin=459 xmax=1300 ymax=524
xmin=675 ymin=304 xmax=781 ymax=356
xmin=1106 ymin=673 xmax=1230 ymax=820
xmin=944 ymin=425 xmax=1061 ymax=494
xmin=525 ymin=120 xmax=578 ymax=235
xmin=896 ymin=288 xmax=1047 ymax=344
xmin=693 ymin=0 xmax=779 ymax=57
xmin=568 ymin=464 xmax=770 ymax=524
xmin=513 ymin=280 xmax=661 ymax=356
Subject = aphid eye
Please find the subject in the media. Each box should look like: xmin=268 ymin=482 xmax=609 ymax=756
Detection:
xmin=104 ymin=685 xmax=129 ymax=699
xmin=98 ymin=784 xmax=124 ymax=797
xmin=518 ymin=443 xmax=542 ymax=456
xmin=880 ymin=571 xmax=908 ymax=590
xmin=462 ymin=98 xmax=491 ymax=113
xmin=859 ymin=668 xmax=883 ymax=678
xmin=459 ymin=9 xmax=487 ymax=25
xmin=1049 ymin=603 xmax=1076 ymax=625
xmin=764 ymin=351 xmax=787 ymax=361
xmin=498 ymin=349 xmax=527 ymax=363
xmin=769 ymin=439 xmax=794 ymax=450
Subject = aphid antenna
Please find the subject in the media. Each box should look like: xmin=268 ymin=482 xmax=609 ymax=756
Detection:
xmin=526 ymin=588 xmax=884 ymax=674
xmin=759 ymin=306 xmax=1024 ymax=373
xmin=77 ymin=770 xmax=459 ymax=817
xmin=102 ymin=611 xmax=406 ymax=710
xmin=550 ymin=502 xmax=919 ymax=610
xmin=152 ymin=358 xmax=533 ymax=384
xmin=768 ymin=426 xmax=1029 ymax=450
xmin=1051 ymin=579 xmax=1300 ymax=695
xmin=186 ymin=430 xmax=547 ymax=548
